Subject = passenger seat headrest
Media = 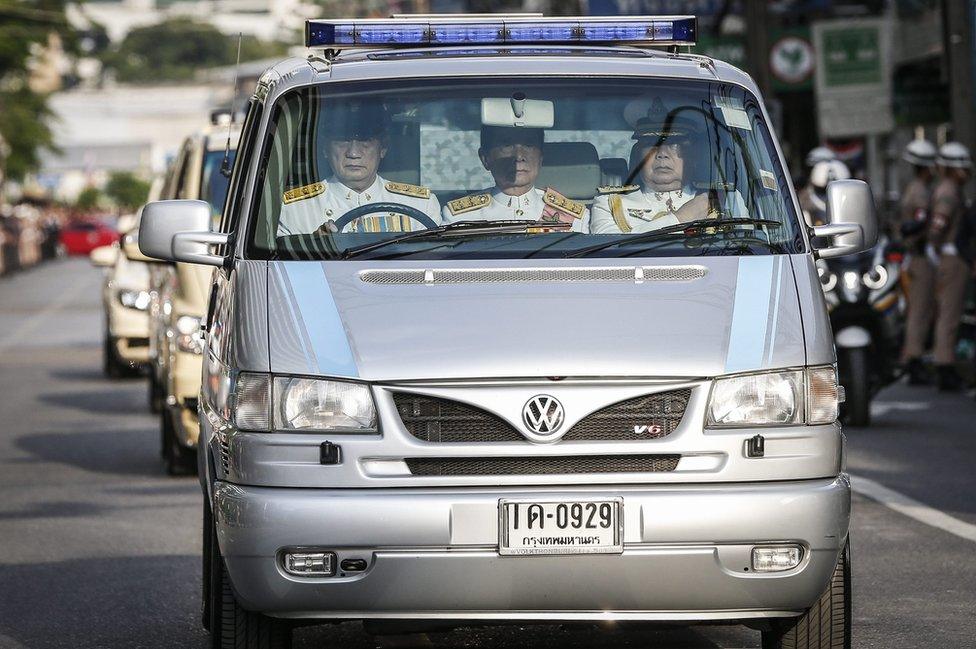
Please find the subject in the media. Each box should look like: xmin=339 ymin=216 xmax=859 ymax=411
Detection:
xmin=536 ymin=142 xmax=601 ymax=201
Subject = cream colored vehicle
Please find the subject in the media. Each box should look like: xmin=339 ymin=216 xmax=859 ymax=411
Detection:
xmin=90 ymin=182 xmax=162 ymax=377
xmin=149 ymin=125 xmax=237 ymax=475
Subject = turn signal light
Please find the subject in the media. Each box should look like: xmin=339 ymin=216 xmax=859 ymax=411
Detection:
xmin=751 ymin=545 xmax=802 ymax=572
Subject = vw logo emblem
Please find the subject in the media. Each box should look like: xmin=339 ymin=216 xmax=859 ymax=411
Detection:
xmin=522 ymin=395 xmax=565 ymax=436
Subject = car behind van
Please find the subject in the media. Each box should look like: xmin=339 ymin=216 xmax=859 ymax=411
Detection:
xmin=140 ymin=15 xmax=877 ymax=649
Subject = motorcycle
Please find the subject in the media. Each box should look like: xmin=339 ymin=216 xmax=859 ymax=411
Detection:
xmin=816 ymin=236 xmax=905 ymax=426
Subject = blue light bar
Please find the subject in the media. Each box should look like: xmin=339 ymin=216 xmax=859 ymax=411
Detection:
xmin=305 ymin=16 xmax=697 ymax=49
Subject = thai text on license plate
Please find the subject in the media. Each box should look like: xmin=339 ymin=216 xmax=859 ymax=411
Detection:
xmin=498 ymin=498 xmax=623 ymax=556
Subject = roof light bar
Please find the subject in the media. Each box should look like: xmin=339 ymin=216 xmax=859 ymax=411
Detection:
xmin=305 ymin=16 xmax=697 ymax=49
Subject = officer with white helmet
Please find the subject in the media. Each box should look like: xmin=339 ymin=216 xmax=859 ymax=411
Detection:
xmin=921 ymin=141 xmax=972 ymax=390
xmin=278 ymin=101 xmax=441 ymax=235
xmin=898 ymin=138 xmax=938 ymax=384
xmin=798 ymin=159 xmax=850 ymax=226
xmin=805 ymin=146 xmax=837 ymax=169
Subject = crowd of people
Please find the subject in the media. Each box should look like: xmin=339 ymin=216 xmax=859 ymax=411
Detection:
xmin=0 ymin=201 xmax=64 ymax=276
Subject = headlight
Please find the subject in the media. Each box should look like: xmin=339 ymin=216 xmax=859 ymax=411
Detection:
xmin=273 ymin=377 xmax=377 ymax=433
xmin=175 ymin=315 xmax=204 ymax=354
xmin=706 ymin=366 xmax=838 ymax=428
xmin=118 ymin=289 xmax=151 ymax=311
xmin=862 ymin=264 xmax=888 ymax=290
xmin=817 ymin=266 xmax=837 ymax=293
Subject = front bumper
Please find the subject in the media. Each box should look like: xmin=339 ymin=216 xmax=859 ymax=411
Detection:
xmin=215 ymin=476 xmax=850 ymax=621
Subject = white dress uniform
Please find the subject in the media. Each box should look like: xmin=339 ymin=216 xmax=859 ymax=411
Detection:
xmin=442 ymin=186 xmax=589 ymax=232
xmin=590 ymin=185 xmax=748 ymax=234
xmin=278 ymin=174 xmax=442 ymax=235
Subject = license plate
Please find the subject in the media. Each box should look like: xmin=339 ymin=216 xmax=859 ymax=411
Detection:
xmin=498 ymin=498 xmax=623 ymax=556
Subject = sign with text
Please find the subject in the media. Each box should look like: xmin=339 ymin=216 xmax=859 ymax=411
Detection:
xmin=813 ymin=19 xmax=894 ymax=137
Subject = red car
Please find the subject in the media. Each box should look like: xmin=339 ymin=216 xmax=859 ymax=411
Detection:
xmin=60 ymin=220 xmax=119 ymax=256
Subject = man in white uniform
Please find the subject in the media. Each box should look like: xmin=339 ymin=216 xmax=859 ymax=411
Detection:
xmin=278 ymin=102 xmax=441 ymax=235
xmin=590 ymin=106 xmax=717 ymax=234
xmin=442 ymin=125 xmax=589 ymax=231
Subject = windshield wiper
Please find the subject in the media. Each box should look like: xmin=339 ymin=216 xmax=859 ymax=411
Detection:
xmin=564 ymin=218 xmax=783 ymax=258
xmin=339 ymin=220 xmax=572 ymax=259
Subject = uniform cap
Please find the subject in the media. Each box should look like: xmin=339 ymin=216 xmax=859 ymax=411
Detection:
xmin=810 ymin=160 xmax=850 ymax=190
xmin=322 ymin=101 xmax=390 ymax=140
xmin=937 ymin=141 xmax=972 ymax=169
xmin=480 ymin=125 xmax=544 ymax=151
xmin=805 ymin=146 xmax=836 ymax=167
xmin=631 ymin=97 xmax=697 ymax=144
xmin=903 ymin=139 xmax=937 ymax=167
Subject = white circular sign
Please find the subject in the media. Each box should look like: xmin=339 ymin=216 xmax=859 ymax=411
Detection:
xmin=770 ymin=36 xmax=815 ymax=85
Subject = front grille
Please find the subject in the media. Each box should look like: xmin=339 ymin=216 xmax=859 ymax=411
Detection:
xmin=562 ymin=389 xmax=690 ymax=441
xmin=405 ymin=455 xmax=680 ymax=476
xmin=218 ymin=436 xmax=230 ymax=473
xmin=392 ymin=389 xmax=690 ymax=443
xmin=393 ymin=393 xmax=524 ymax=442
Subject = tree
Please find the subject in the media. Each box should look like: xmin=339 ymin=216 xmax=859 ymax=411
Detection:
xmin=75 ymin=186 xmax=101 ymax=211
xmin=0 ymin=0 xmax=74 ymax=183
xmin=104 ymin=172 xmax=150 ymax=211
xmin=102 ymin=18 xmax=290 ymax=83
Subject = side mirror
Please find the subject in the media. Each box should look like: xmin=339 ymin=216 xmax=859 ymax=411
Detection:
xmin=90 ymin=245 xmax=118 ymax=268
xmin=122 ymin=231 xmax=154 ymax=263
xmin=810 ymin=180 xmax=879 ymax=259
xmin=139 ymin=200 xmax=228 ymax=267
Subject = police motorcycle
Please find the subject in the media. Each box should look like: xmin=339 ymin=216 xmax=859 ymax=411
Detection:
xmin=807 ymin=161 xmax=904 ymax=426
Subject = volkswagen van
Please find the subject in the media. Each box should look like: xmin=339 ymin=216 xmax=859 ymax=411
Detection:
xmin=139 ymin=15 xmax=877 ymax=649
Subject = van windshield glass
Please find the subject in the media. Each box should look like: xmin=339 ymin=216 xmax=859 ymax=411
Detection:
xmin=247 ymin=77 xmax=804 ymax=260
xmin=202 ymin=149 xmax=235 ymax=222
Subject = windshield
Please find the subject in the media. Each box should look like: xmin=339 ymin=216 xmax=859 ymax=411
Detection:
xmin=201 ymin=149 xmax=235 ymax=223
xmin=247 ymin=77 xmax=804 ymax=260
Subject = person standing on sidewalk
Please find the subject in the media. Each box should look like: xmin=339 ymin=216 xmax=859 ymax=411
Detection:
xmin=899 ymin=139 xmax=938 ymax=384
xmin=927 ymin=142 xmax=972 ymax=391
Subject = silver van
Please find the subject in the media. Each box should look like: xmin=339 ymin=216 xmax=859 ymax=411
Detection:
xmin=140 ymin=15 xmax=876 ymax=649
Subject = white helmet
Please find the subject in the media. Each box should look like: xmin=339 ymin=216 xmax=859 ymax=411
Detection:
xmin=806 ymin=146 xmax=836 ymax=167
xmin=903 ymin=139 xmax=937 ymax=167
xmin=810 ymin=160 xmax=851 ymax=190
xmin=937 ymin=141 xmax=972 ymax=169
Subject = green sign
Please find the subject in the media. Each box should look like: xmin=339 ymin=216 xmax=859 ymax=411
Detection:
xmin=821 ymin=27 xmax=883 ymax=87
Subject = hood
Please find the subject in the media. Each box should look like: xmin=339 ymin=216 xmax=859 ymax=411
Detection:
xmin=267 ymin=257 xmax=806 ymax=381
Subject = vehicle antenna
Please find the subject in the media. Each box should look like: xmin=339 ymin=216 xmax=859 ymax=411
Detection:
xmin=220 ymin=32 xmax=243 ymax=178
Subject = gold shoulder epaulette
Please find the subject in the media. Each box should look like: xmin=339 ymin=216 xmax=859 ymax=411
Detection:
xmin=597 ymin=184 xmax=639 ymax=195
xmin=385 ymin=181 xmax=430 ymax=199
xmin=447 ymin=193 xmax=490 ymax=216
xmin=282 ymin=181 xmax=326 ymax=204
xmin=542 ymin=188 xmax=585 ymax=219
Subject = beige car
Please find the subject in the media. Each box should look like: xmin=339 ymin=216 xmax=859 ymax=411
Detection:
xmin=148 ymin=124 xmax=237 ymax=475
xmin=90 ymin=180 xmax=164 ymax=376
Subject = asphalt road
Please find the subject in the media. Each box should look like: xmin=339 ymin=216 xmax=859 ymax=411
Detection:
xmin=1 ymin=258 xmax=974 ymax=649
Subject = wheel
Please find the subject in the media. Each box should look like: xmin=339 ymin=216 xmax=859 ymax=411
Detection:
xmin=103 ymin=330 xmax=125 ymax=378
xmin=206 ymin=502 xmax=292 ymax=649
xmin=840 ymin=348 xmax=871 ymax=427
xmin=162 ymin=408 xmax=197 ymax=476
xmin=761 ymin=544 xmax=851 ymax=649
xmin=148 ymin=369 xmax=164 ymax=414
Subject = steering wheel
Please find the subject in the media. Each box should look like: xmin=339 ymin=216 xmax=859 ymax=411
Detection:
xmin=329 ymin=202 xmax=439 ymax=232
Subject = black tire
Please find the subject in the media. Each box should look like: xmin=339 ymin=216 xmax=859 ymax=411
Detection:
xmin=206 ymin=504 xmax=291 ymax=649
xmin=762 ymin=545 xmax=851 ymax=649
xmin=103 ymin=332 xmax=124 ymax=378
xmin=162 ymin=408 xmax=197 ymax=476
xmin=840 ymin=348 xmax=871 ymax=427
xmin=148 ymin=370 xmax=164 ymax=414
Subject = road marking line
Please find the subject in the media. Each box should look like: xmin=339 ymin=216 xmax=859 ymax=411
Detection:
xmin=851 ymin=473 xmax=976 ymax=543
xmin=0 ymin=273 xmax=90 ymax=355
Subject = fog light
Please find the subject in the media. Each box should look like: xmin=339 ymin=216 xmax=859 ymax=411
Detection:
xmin=283 ymin=552 xmax=335 ymax=576
xmin=751 ymin=545 xmax=802 ymax=572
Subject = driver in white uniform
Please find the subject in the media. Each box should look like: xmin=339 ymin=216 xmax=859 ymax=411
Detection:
xmin=277 ymin=101 xmax=441 ymax=235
